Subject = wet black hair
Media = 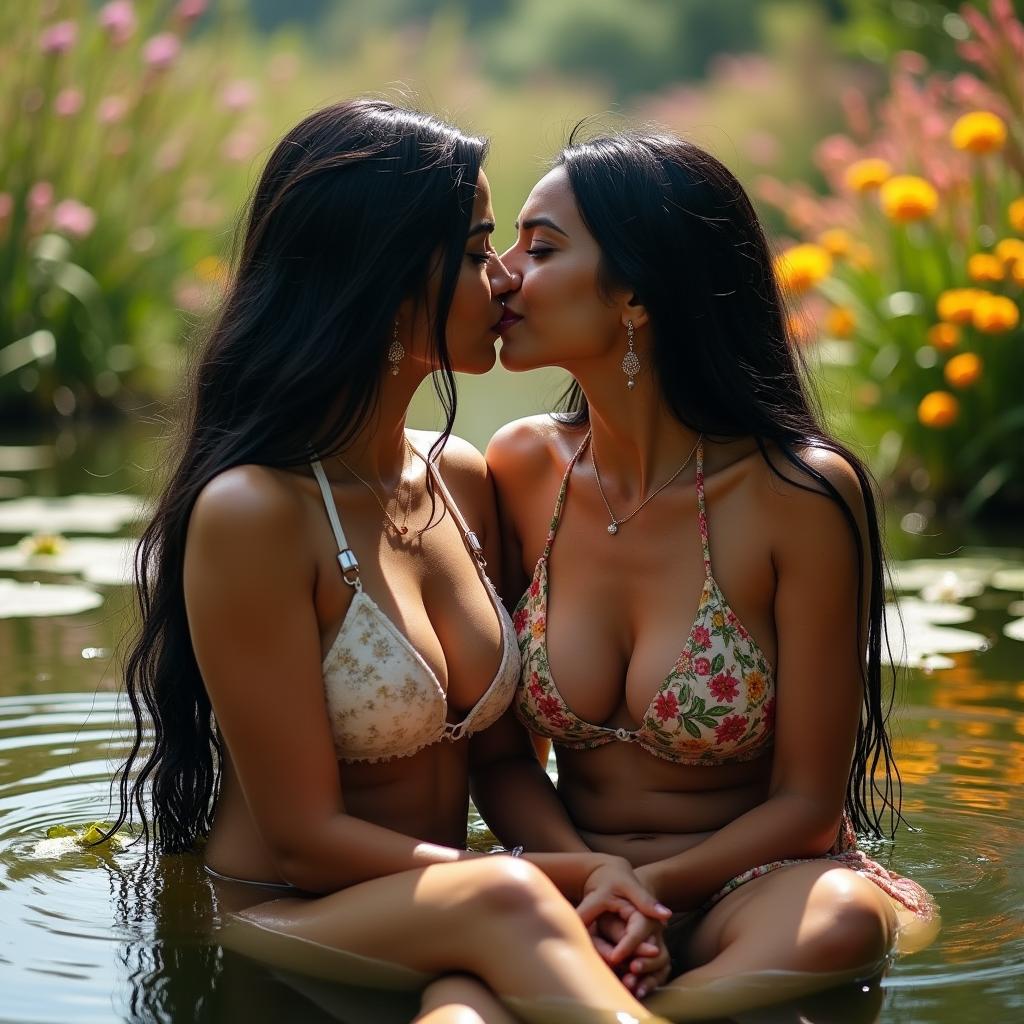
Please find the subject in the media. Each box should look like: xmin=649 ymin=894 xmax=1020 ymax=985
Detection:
xmin=553 ymin=127 xmax=901 ymax=838
xmin=108 ymin=99 xmax=488 ymax=852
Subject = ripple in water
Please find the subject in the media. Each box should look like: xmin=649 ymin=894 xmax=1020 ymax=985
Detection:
xmin=1 ymin=688 xmax=1023 ymax=1023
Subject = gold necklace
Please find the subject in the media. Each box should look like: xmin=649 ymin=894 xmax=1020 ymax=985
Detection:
xmin=589 ymin=430 xmax=702 ymax=536
xmin=336 ymin=437 xmax=414 ymax=536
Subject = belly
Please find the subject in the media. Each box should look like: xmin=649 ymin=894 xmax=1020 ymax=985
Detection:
xmin=207 ymin=742 xmax=471 ymax=883
xmin=555 ymin=741 xmax=772 ymax=845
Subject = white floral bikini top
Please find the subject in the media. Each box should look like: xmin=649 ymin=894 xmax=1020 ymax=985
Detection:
xmin=309 ymin=443 xmax=520 ymax=764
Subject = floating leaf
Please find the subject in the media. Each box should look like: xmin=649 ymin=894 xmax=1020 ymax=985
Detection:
xmin=0 ymin=535 xmax=135 ymax=584
xmin=0 ymin=579 xmax=103 ymax=618
xmin=883 ymin=599 xmax=986 ymax=667
xmin=992 ymin=569 xmax=1024 ymax=593
xmin=0 ymin=494 xmax=145 ymax=535
xmin=1004 ymin=618 xmax=1024 ymax=643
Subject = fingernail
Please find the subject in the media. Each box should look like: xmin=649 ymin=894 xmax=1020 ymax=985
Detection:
xmin=655 ymin=903 xmax=671 ymax=916
xmin=632 ymin=960 xmax=643 ymax=973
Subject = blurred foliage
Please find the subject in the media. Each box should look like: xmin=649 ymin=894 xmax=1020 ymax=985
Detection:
xmin=3 ymin=0 xmax=853 ymax=422
xmin=765 ymin=0 xmax=1024 ymax=516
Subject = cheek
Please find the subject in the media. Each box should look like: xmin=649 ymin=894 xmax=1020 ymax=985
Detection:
xmin=524 ymin=263 xmax=609 ymax=346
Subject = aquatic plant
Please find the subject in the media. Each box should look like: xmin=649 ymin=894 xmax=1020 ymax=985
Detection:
xmin=761 ymin=0 xmax=1024 ymax=516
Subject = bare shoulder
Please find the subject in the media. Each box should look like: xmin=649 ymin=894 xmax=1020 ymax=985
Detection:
xmin=756 ymin=443 xmax=871 ymax=563
xmin=486 ymin=414 xmax=581 ymax=483
xmin=409 ymin=428 xmax=486 ymax=481
xmin=188 ymin=464 xmax=309 ymax=556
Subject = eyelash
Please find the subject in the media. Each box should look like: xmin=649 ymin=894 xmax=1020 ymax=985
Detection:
xmin=467 ymin=252 xmax=491 ymax=265
xmin=526 ymin=247 xmax=554 ymax=259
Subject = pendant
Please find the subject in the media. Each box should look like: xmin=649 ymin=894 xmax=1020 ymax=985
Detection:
xmin=607 ymin=522 xmax=618 ymax=535
xmin=399 ymin=526 xmax=409 ymax=535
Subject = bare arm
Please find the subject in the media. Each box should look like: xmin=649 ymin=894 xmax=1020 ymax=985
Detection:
xmin=184 ymin=466 xmax=480 ymax=894
xmin=635 ymin=452 xmax=870 ymax=909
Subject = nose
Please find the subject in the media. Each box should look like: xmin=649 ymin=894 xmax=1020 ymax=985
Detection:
xmin=489 ymin=252 xmax=521 ymax=297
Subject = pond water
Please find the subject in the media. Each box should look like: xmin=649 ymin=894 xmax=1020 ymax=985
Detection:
xmin=2 ymin=408 xmax=1023 ymax=1024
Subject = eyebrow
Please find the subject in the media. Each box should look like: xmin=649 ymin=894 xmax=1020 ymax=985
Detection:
xmin=467 ymin=219 xmax=496 ymax=238
xmin=514 ymin=216 xmax=569 ymax=237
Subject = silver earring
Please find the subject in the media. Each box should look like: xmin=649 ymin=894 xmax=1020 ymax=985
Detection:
xmin=387 ymin=320 xmax=405 ymax=376
xmin=622 ymin=320 xmax=640 ymax=390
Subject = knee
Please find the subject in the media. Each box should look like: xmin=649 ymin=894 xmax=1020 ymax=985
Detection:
xmin=469 ymin=857 xmax=571 ymax=927
xmin=810 ymin=875 xmax=892 ymax=972
xmin=416 ymin=976 xmax=493 ymax=1024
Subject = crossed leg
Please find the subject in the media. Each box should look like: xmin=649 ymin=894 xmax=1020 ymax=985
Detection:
xmin=217 ymin=855 xmax=655 ymax=1022
xmin=414 ymin=975 xmax=518 ymax=1024
xmin=649 ymin=863 xmax=896 ymax=1020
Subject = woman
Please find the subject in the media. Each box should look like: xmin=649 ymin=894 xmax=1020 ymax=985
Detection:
xmin=478 ymin=129 xmax=934 ymax=1014
xmin=106 ymin=101 xmax=671 ymax=1024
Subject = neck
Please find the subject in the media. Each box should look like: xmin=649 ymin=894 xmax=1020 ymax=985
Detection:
xmin=320 ymin=363 xmax=431 ymax=488
xmin=573 ymin=361 xmax=700 ymax=502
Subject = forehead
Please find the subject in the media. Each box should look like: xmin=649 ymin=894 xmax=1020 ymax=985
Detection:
xmin=519 ymin=167 xmax=579 ymax=225
xmin=473 ymin=169 xmax=493 ymax=216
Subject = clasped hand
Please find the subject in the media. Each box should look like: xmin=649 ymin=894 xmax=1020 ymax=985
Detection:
xmin=577 ymin=855 xmax=673 ymax=999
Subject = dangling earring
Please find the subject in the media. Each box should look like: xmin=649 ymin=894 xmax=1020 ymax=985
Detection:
xmin=621 ymin=320 xmax=640 ymax=390
xmin=387 ymin=320 xmax=405 ymax=376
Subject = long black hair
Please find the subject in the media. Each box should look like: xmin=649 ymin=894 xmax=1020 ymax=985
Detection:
xmin=553 ymin=127 xmax=901 ymax=838
xmin=107 ymin=99 xmax=488 ymax=853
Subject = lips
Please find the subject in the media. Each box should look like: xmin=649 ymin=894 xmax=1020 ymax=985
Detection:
xmin=496 ymin=308 xmax=524 ymax=331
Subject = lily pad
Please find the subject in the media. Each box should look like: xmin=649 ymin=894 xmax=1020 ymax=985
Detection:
xmin=889 ymin=558 xmax=1008 ymax=593
xmin=1004 ymin=618 xmax=1024 ymax=643
xmin=0 ymin=494 xmax=146 ymax=535
xmin=0 ymin=579 xmax=103 ymax=618
xmin=992 ymin=569 xmax=1024 ymax=593
xmin=883 ymin=599 xmax=986 ymax=668
xmin=0 ymin=445 xmax=54 ymax=472
xmin=0 ymin=535 xmax=135 ymax=585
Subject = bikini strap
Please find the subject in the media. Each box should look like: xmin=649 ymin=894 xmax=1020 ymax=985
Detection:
xmin=695 ymin=441 xmax=712 ymax=578
xmin=542 ymin=430 xmax=592 ymax=560
xmin=413 ymin=442 xmax=489 ymax=570
xmin=310 ymin=456 xmax=362 ymax=590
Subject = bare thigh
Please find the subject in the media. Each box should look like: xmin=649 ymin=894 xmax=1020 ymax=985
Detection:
xmin=671 ymin=862 xmax=896 ymax=983
xmin=415 ymin=975 xmax=518 ymax=1024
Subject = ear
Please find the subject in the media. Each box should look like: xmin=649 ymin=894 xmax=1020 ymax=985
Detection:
xmin=620 ymin=292 xmax=649 ymax=330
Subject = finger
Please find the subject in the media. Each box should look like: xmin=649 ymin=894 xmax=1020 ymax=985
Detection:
xmin=591 ymin=935 xmax=617 ymax=962
xmin=576 ymin=892 xmax=633 ymax=926
xmin=617 ymin=882 xmax=673 ymax=921
xmin=610 ymin=912 xmax=651 ymax=963
xmin=633 ymin=940 xmax=659 ymax=957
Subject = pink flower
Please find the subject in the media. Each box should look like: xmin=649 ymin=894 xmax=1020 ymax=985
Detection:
xmin=512 ymin=608 xmax=528 ymax=633
xmin=54 ymin=88 xmax=83 ymax=118
xmin=709 ymin=673 xmax=740 ymax=702
xmin=0 ymin=194 xmax=12 ymax=221
xmin=97 ymin=95 xmax=129 ymax=124
xmin=99 ymin=1 xmax=136 ymax=45
xmin=529 ymin=578 xmax=540 ymax=597
xmin=694 ymin=657 xmax=711 ymax=676
xmin=762 ymin=698 xmax=776 ymax=730
xmin=220 ymin=79 xmax=256 ymax=112
xmin=28 ymin=182 xmax=54 ymax=212
xmin=692 ymin=626 xmax=711 ymax=650
xmin=40 ymin=21 xmax=77 ymax=55
xmin=176 ymin=0 xmax=208 ymax=21
xmin=143 ymin=33 xmax=181 ymax=70
xmin=654 ymin=691 xmax=679 ymax=722
xmin=714 ymin=715 xmax=747 ymax=744
xmin=52 ymin=199 xmax=96 ymax=239
xmin=222 ymin=129 xmax=260 ymax=163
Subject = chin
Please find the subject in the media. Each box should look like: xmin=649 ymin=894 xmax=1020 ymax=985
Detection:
xmin=453 ymin=348 xmax=498 ymax=375
xmin=497 ymin=340 xmax=538 ymax=373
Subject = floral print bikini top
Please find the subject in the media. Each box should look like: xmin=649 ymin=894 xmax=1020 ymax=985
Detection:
xmin=514 ymin=433 xmax=775 ymax=766
xmin=310 ymin=445 xmax=519 ymax=765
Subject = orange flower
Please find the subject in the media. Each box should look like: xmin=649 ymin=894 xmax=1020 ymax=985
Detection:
xmin=950 ymin=111 xmax=1007 ymax=155
xmin=844 ymin=158 xmax=891 ymax=193
xmin=880 ymin=175 xmax=938 ymax=222
xmin=1010 ymin=197 xmax=1024 ymax=234
xmin=968 ymin=253 xmax=1005 ymax=283
xmin=937 ymin=288 xmax=984 ymax=325
xmin=825 ymin=306 xmax=856 ymax=339
xmin=927 ymin=323 xmax=961 ymax=351
xmin=994 ymin=238 xmax=1024 ymax=266
xmin=917 ymin=391 xmax=960 ymax=428
xmin=972 ymin=294 xmax=1020 ymax=333
xmin=944 ymin=352 xmax=983 ymax=388
xmin=774 ymin=243 xmax=833 ymax=295
xmin=817 ymin=228 xmax=853 ymax=257
xmin=848 ymin=242 xmax=874 ymax=270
